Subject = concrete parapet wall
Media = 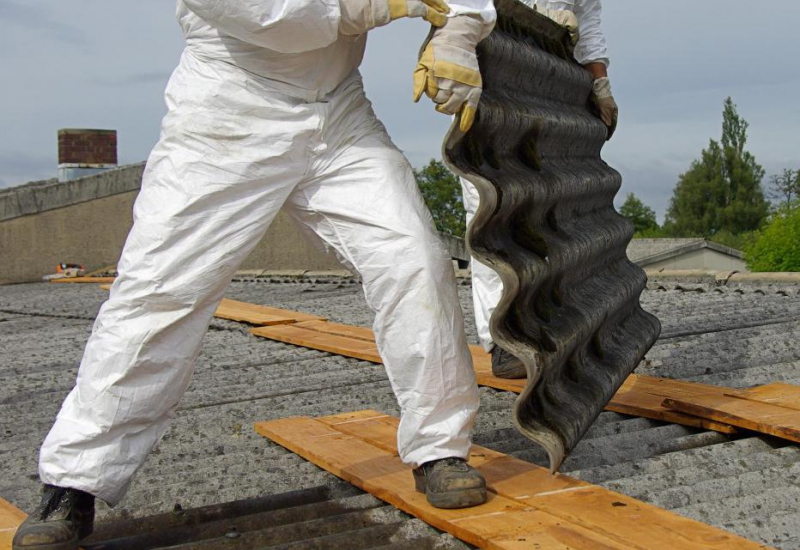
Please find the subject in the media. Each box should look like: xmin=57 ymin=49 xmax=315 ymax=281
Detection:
xmin=1 ymin=191 xmax=137 ymax=284
xmin=1 ymin=166 xmax=351 ymax=284
xmin=0 ymin=164 xmax=144 ymax=222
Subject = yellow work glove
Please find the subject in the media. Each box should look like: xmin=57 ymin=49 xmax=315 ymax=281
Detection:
xmin=534 ymin=7 xmax=579 ymax=45
xmin=339 ymin=0 xmax=449 ymax=35
xmin=413 ymin=15 xmax=484 ymax=133
xmin=590 ymin=77 xmax=618 ymax=140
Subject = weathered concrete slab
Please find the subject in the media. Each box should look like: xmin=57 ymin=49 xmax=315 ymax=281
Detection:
xmin=1 ymin=280 xmax=799 ymax=548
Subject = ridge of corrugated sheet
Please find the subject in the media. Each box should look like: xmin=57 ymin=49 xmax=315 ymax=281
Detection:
xmin=443 ymin=0 xmax=661 ymax=470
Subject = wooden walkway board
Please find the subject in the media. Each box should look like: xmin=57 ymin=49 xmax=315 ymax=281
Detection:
xmin=252 ymin=322 xmax=382 ymax=363
xmin=471 ymin=349 xmax=526 ymax=394
xmin=255 ymin=411 xmax=770 ymax=550
xmin=0 ymin=498 xmax=26 ymax=550
xmin=51 ymin=277 xmax=117 ymax=284
xmin=607 ymin=375 xmax=739 ymax=434
xmin=250 ymin=319 xmax=744 ymax=433
xmin=290 ymin=320 xmax=375 ymax=342
xmin=252 ymin=321 xmax=523 ymax=392
xmin=94 ymin=291 xmax=325 ymax=327
xmin=215 ymin=299 xmax=325 ymax=326
xmin=664 ymin=392 xmax=800 ymax=444
xmin=727 ymin=383 xmax=800 ymax=411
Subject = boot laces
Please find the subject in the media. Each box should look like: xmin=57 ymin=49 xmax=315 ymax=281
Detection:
xmin=428 ymin=457 xmax=469 ymax=473
xmin=37 ymin=486 xmax=80 ymax=521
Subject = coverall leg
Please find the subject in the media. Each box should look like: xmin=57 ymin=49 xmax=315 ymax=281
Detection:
xmin=285 ymin=80 xmax=479 ymax=467
xmin=38 ymin=52 xmax=479 ymax=505
xmin=460 ymin=177 xmax=502 ymax=352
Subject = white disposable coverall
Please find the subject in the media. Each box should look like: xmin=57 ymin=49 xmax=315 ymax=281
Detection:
xmin=39 ymin=0 xmax=495 ymax=506
xmin=461 ymin=0 xmax=607 ymax=351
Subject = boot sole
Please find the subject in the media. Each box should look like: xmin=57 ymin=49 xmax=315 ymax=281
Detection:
xmin=413 ymin=470 xmax=488 ymax=509
xmin=424 ymin=487 xmax=488 ymax=509
xmin=491 ymin=364 xmax=527 ymax=379
xmin=12 ymin=534 xmax=78 ymax=550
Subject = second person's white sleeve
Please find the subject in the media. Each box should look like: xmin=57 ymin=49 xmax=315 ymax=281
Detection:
xmin=447 ymin=0 xmax=497 ymax=40
xmin=573 ymin=0 xmax=609 ymax=66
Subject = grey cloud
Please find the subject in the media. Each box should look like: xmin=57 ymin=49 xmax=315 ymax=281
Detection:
xmin=93 ymin=72 xmax=173 ymax=87
xmin=0 ymin=153 xmax=54 ymax=189
xmin=1 ymin=0 xmax=799 ymax=224
xmin=0 ymin=2 xmax=88 ymax=49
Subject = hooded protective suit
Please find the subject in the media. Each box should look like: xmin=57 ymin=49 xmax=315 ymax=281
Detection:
xmin=461 ymin=0 xmax=607 ymax=352
xmin=38 ymin=0 xmax=495 ymax=506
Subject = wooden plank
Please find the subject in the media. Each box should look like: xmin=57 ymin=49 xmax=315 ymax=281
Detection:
xmin=250 ymin=318 xmax=741 ymax=433
xmin=256 ymin=416 xmax=636 ymax=550
xmin=215 ymin=299 xmax=325 ymax=326
xmin=616 ymin=374 xmax=729 ymax=398
xmin=256 ymin=411 xmax=770 ymax=550
xmin=51 ymin=277 xmax=117 ymax=284
xmin=93 ymin=292 xmax=327 ymax=327
xmin=471 ymin=348 xmax=526 ymax=393
xmin=314 ymin=414 xmax=749 ymax=548
xmin=291 ymin=320 xmax=375 ymax=342
xmin=0 ymin=498 xmax=25 ymax=531
xmin=0 ymin=498 xmax=26 ymax=550
xmin=471 ymin=365 xmax=738 ymax=434
xmin=727 ymin=383 xmax=800 ymax=411
xmin=664 ymin=394 xmax=800 ymax=444
xmin=92 ymin=291 xmax=324 ymax=326
xmin=607 ymin=375 xmax=739 ymax=434
xmin=251 ymin=324 xmax=382 ymax=363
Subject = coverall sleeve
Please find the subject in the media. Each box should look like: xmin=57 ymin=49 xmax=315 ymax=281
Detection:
xmin=181 ymin=0 xmax=341 ymax=53
xmin=573 ymin=0 xmax=609 ymax=66
xmin=447 ymin=0 xmax=497 ymax=40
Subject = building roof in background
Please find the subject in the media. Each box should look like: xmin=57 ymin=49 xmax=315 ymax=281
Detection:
xmin=628 ymin=238 xmax=745 ymax=266
xmin=1 ymin=274 xmax=799 ymax=549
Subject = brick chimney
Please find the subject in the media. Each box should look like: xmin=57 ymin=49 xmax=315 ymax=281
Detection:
xmin=57 ymin=129 xmax=118 ymax=182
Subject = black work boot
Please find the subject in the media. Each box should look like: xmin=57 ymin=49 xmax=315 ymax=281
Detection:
xmin=413 ymin=457 xmax=487 ymax=509
xmin=490 ymin=346 xmax=526 ymax=379
xmin=12 ymin=484 xmax=95 ymax=550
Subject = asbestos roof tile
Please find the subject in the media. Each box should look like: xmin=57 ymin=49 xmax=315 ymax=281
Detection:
xmin=1 ymin=278 xmax=799 ymax=548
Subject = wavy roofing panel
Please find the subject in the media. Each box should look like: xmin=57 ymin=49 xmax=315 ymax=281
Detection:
xmin=444 ymin=0 xmax=661 ymax=471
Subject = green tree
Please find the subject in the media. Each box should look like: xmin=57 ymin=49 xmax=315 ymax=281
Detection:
xmin=414 ymin=159 xmax=466 ymax=237
xmin=619 ymin=192 xmax=659 ymax=233
xmin=707 ymin=229 xmax=755 ymax=252
xmin=664 ymin=98 xmax=769 ymax=236
xmin=745 ymin=207 xmax=800 ymax=272
xmin=768 ymin=168 xmax=800 ymax=211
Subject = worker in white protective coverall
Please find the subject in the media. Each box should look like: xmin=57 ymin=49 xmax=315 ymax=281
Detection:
xmin=13 ymin=1 xmax=496 ymax=548
xmin=461 ymin=0 xmax=618 ymax=379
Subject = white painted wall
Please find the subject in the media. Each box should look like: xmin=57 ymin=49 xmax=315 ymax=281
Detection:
xmin=645 ymin=248 xmax=748 ymax=272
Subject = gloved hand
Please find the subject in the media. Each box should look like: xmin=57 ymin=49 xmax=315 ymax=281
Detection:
xmin=339 ymin=0 xmax=449 ymax=35
xmin=413 ymin=15 xmax=484 ymax=132
xmin=590 ymin=77 xmax=618 ymax=140
xmin=534 ymin=7 xmax=579 ymax=46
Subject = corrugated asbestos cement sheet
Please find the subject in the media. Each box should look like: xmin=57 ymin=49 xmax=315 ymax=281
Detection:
xmin=445 ymin=0 xmax=661 ymax=471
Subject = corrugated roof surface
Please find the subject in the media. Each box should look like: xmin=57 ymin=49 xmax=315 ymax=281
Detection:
xmin=1 ymin=277 xmax=799 ymax=549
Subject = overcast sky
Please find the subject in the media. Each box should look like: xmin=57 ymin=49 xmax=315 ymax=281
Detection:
xmin=1 ymin=1 xmax=799 ymax=221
